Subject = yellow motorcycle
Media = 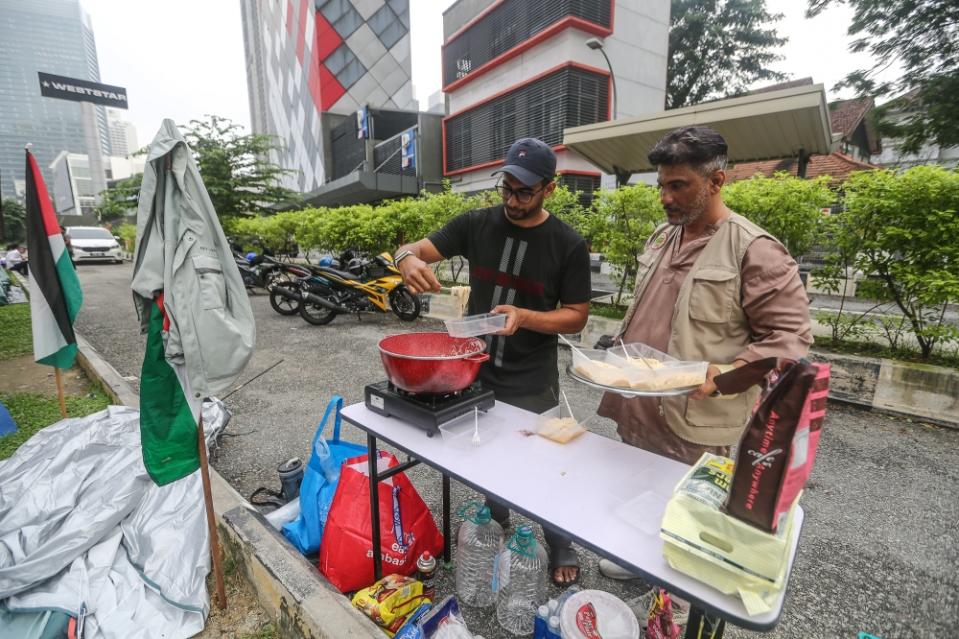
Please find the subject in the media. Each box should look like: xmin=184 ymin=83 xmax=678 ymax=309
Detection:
xmin=283 ymin=252 xmax=421 ymax=325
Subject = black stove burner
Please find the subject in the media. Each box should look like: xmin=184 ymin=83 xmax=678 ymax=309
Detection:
xmin=364 ymin=380 xmax=495 ymax=436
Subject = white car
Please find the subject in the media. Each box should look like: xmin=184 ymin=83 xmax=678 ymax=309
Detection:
xmin=65 ymin=226 xmax=123 ymax=263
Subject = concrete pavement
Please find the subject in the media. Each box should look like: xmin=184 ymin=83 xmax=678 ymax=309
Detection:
xmin=75 ymin=262 xmax=959 ymax=638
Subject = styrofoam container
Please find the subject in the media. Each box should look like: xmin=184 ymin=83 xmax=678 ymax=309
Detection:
xmin=438 ymin=409 xmax=502 ymax=449
xmin=444 ymin=312 xmax=507 ymax=337
xmin=606 ymin=342 xmax=708 ymax=391
xmin=560 ymin=589 xmax=640 ymax=639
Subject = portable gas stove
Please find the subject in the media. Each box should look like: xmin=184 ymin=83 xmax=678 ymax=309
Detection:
xmin=364 ymin=381 xmax=495 ymax=436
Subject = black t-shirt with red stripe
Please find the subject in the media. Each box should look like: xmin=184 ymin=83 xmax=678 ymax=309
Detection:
xmin=429 ymin=205 xmax=591 ymax=397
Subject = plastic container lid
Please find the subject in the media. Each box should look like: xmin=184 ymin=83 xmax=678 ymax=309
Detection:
xmin=560 ymin=589 xmax=640 ymax=639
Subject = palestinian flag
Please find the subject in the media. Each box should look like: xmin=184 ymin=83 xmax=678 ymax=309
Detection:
xmin=139 ymin=294 xmax=201 ymax=485
xmin=24 ymin=149 xmax=83 ymax=369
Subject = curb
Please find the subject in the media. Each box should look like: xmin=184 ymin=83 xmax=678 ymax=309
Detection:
xmin=73 ymin=332 xmax=381 ymax=639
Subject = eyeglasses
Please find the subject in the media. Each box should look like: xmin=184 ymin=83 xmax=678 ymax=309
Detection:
xmin=496 ymin=183 xmax=545 ymax=204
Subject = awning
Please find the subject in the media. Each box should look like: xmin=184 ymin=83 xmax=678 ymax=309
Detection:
xmin=303 ymin=171 xmax=419 ymax=207
xmin=563 ymin=83 xmax=835 ymax=175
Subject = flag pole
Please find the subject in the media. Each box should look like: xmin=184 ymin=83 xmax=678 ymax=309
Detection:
xmin=54 ymin=368 xmax=67 ymax=418
xmin=197 ymin=414 xmax=227 ymax=609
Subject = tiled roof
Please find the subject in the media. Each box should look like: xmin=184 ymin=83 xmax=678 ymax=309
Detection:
xmin=725 ymin=151 xmax=879 ymax=185
xmin=828 ymin=97 xmax=873 ymax=137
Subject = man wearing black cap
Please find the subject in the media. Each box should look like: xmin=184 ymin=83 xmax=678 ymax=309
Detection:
xmin=394 ymin=137 xmax=591 ymax=585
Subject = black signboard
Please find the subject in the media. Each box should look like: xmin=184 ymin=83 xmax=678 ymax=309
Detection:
xmin=38 ymin=72 xmax=128 ymax=109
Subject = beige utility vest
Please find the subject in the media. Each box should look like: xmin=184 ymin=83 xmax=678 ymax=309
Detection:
xmin=618 ymin=213 xmax=774 ymax=446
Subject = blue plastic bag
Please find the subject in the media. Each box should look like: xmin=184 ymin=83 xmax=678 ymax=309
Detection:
xmin=283 ymin=396 xmax=366 ymax=555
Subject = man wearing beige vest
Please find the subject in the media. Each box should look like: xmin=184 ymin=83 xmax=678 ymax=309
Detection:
xmin=597 ymin=126 xmax=812 ymax=584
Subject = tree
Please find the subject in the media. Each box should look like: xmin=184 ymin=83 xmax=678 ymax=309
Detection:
xmin=588 ymin=184 xmax=664 ymax=305
xmin=667 ymin=0 xmax=788 ymax=109
xmin=0 ymin=199 xmax=26 ymax=244
xmin=823 ymin=166 xmax=959 ymax=359
xmin=807 ymin=0 xmax=959 ymax=154
xmin=723 ymin=172 xmax=834 ymax=256
xmin=95 ymin=173 xmax=142 ymax=223
xmin=182 ymin=115 xmax=301 ymax=218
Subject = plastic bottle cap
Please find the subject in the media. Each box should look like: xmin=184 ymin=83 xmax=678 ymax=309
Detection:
xmin=548 ymin=616 xmax=560 ymax=628
xmin=538 ymin=605 xmax=549 ymax=617
xmin=476 ymin=505 xmax=492 ymax=523
xmin=422 ymin=552 xmax=432 ymax=561
xmin=547 ymin=598 xmax=558 ymax=612
xmin=517 ymin=525 xmax=534 ymax=540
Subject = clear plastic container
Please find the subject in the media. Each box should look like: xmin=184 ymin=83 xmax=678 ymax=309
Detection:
xmin=424 ymin=293 xmax=464 ymax=320
xmin=536 ymin=404 xmax=591 ymax=444
xmin=605 ymin=342 xmax=708 ymax=391
xmin=444 ymin=312 xmax=507 ymax=337
xmin=439 ymin=409 xmax=501 ymax=449
xmin=569 ymin=348 xmax=633 ymax=388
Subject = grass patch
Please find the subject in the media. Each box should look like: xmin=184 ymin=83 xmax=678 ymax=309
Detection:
xmin=0 ymin=390 xmax=111 ymax=460
xmin=813 ymin=336 xmax=959 ymax=370
xmin=238 ymin=625 xmax=277 ymax=639
xmin=0 ymin=304 xmax=33 ymax=360
xmin=589 ymin=302 xmax=627 ymax=321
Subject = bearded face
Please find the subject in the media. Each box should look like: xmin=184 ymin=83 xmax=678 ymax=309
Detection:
xmin=656 ymin=164 xmax=718 ymax=226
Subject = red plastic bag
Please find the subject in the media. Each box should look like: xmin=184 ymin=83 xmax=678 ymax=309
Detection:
xmin=319 ymin=451 xmax=444 ymax=593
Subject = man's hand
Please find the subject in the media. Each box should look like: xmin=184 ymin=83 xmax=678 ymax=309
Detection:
xmin=491 ymin=305 xmax=527 ymax=335
xmin=689 ymin=364 xmax=722 ymax=400
xmin=397 ymin=255 xmax=441 ymax=295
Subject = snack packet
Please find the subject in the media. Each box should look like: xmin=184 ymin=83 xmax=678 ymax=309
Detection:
xmin=352 ymin=574 xmax=431 ymax=636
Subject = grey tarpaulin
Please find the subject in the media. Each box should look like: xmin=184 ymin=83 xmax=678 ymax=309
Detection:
xmin=0 ymin=401 xmax=230 ymax=638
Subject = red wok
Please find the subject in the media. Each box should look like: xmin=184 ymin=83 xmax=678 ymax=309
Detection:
xmin=378 ymin=332 xmax=489 ymax=395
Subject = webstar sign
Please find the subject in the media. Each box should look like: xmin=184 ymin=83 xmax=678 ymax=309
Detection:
xmin=38 ymin=72 xmax=128 ymax=109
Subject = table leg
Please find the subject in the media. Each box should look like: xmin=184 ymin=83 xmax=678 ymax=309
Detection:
xmin=367 ymin=433 xmax=382 ymax=582
xmin=442 ymin=473 xmax=451 ymax=564
xmin=683 ymin=606 xmax=726 ymax=639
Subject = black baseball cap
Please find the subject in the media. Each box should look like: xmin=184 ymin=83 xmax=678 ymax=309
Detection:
xmin=492 ymin=138 xmax=557 ymax=187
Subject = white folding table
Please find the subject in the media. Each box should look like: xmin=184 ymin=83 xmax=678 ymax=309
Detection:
xmin=341 ymin=400 xmax=803 ymax=636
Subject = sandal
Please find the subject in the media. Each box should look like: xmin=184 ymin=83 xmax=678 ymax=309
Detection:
xmin=549 ymin=544 xmax=581 ymax=587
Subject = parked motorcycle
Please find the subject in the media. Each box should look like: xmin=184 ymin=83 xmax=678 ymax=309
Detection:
xmin=269 ymin=252 xmax=420 ymax=325
xmin=236 ymin=251 xmax=309 ymax=294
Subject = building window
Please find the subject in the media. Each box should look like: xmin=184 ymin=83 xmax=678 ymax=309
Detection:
xmin=443 ymin=0 xmax=612 ymax=86
xmin=316 ymin=0 xmax=363 ymax=39
xmin=325 ymin=43 xmax=366 ymax=89
xmin=444 ymin=65 xmax=609 ymax=174
xmin=368 ymin=3 xmax=407 ymax=49
xmin=558 ymin=173 xmax=601 ymax=206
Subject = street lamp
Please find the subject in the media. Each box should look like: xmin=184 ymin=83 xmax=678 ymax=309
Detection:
xmin=586 ymin=37 xmax=617 ymax=120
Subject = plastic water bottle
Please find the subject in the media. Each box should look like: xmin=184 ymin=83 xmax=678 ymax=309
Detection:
xmin=555 ymin=584 xmax=583 ymax=615
xmin=546 ymin=616 xmax=562 ymax=639
xmin=495 ymin=525 xmax=547 ymax=635
xmin=533 ymin=605 xmax=549 ymax=639
xmin=455 ymin=503 xmax=504 ymax=607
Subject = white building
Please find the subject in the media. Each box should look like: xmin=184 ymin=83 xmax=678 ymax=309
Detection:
xmin=107 ymin=109 xmax=139 ymax=157
xmin=440 ymin=0 xmax=670 ymax=194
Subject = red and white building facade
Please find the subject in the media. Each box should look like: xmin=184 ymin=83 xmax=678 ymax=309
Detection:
xmin=441 ymin=0 xmax=670 ymax=194
xmin=240 ymin=0 xmax=416 ymax=192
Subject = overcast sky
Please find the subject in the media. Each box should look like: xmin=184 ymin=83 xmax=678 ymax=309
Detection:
xmin=81 ymin=0 xmax=885 ymax=146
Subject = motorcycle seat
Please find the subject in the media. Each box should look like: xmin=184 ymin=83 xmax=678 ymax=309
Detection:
xmin=317 ymin=266 xmax=361 ymax=281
